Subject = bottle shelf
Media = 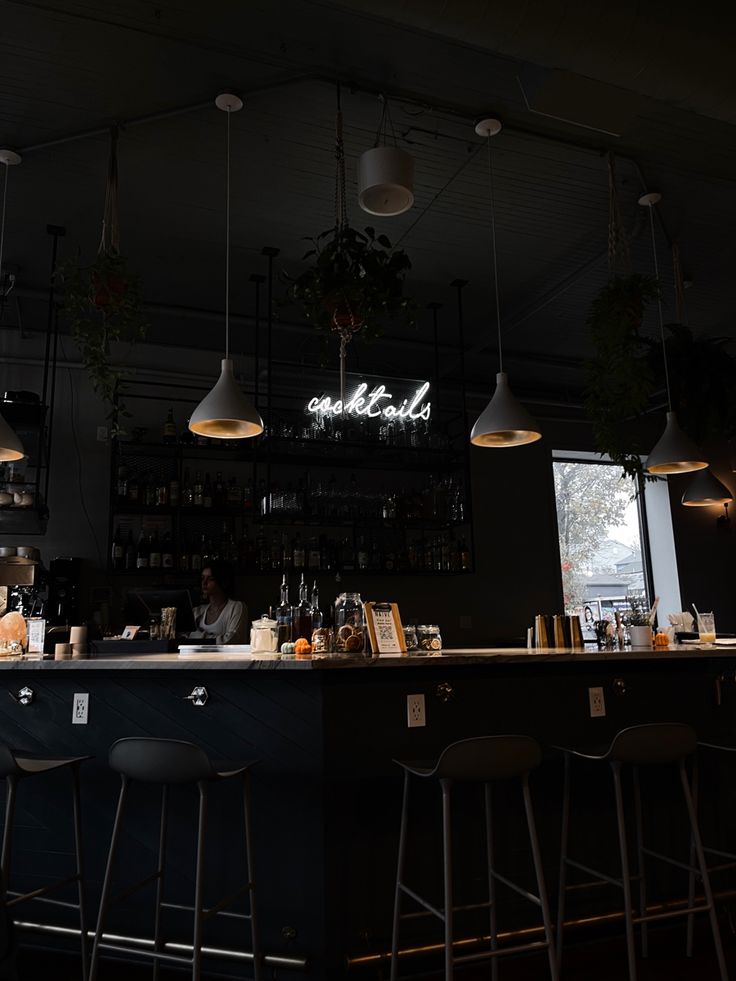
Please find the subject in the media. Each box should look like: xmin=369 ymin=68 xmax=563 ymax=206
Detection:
xmin=108 ymin=566 xmax=472 ymax=578
xmin=111 ymin=506 xmax=468 ymax=529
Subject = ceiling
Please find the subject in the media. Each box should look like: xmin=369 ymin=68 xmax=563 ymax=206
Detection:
xmin=1 ymin=0 xmax=734 ymax=412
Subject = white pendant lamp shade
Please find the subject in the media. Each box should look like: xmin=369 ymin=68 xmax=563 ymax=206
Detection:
xmin=681 ymin=468 xmax=733 ymax=507
xmin=645 ymin=411 xmax=708 ymax=475
xmin=358 ymin=146 xmax=414 ymax=216
xmin=0 ymin=411 xmax=24 ymax=461
xmin=470 ymin=372 xmax=542 ymax=447
xmin=189 ymin=359 xmax=263 ymax=439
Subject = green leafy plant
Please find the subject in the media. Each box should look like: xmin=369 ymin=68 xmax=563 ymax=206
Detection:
xmin=285 ymin=225 xmax=415 ymax=338
xmin=58 ymin=251 xmax=147 ymax=423
xmin=625 ymin=597 xmax=651 ymax=627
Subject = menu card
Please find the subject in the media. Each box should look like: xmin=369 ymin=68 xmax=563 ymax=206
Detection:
xmin=365 ymin=602 xmax=406 ymax=656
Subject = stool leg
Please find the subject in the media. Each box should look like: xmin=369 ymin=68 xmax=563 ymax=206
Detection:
xmin=90 ymin=775 xmax=130 ymax=981
xmin=70 ymin=764 xmax=89 ymax=981
xmin=484 ymin=782 xmax=498 ymax=981
xmin=632 ymin=767 xmax=648 ymax=958
xmin=441 ymin=778 xmax=454 ymax=981
xmin=152 ymin=784 xmax=168 ymax=981
xmin=686 ymin=756 xmax=699 ymax=958
xmin=192 ymin=782 xmax=208 ymax=981
xmin=522 ymin=774 xmax=559 ymax=981
xmin=679 ymin=760 xmax=728 ymax=981
xmin=555 ymin=752 xmax=571 ymax=973
xmin=390 ymin=770 xmax=410 ymax=981
xmin=242 ymin=771 xmax=262 ymax=981
xmin=612 ymin=762 xmax=637 ymax=981
xmin=0 ymin=774 xmax=17 ymax=901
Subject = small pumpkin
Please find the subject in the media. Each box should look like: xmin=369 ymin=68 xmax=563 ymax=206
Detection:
xmin=654 ymin=632 xmax=669 ymax=648
xmin=280 ymin=642 xmax=296 ymax=655
xmin=294 ymin=638 xmax=312 ymax=658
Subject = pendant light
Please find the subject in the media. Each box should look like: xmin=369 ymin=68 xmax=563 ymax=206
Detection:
xmin=470 ymin=118 xmax=541 ymax=448
xmin=189 ymin=95 xmax=263 ymax=440
xmin=0 ymin=149 xmax=25 ymax=461
xmin=640 ymin=193 xmax=706 ymax=474
xmin=681 ymin=468 xmax=733 ymax=507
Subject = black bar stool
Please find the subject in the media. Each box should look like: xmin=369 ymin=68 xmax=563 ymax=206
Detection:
xmin=0 ymin=743 xmax=91 ymax=980
xmin=390 ymin=735 xmax=558 ymax=981
xmin=555 ymin=723 xmax=727 ymax=981
xmin=89 ymin=737 xmax=261 ymax=981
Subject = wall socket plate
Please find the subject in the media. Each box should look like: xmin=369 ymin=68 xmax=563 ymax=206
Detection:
xmin=407 ymin=693 xmax=426 ymax=728
xmin=588 ymin=686 xmax=606 ymax=718
xmin=72 ymin=693 xmax=89 ymax=725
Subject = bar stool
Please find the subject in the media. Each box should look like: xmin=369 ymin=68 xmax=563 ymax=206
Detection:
xmin=0 ymin=743 xmax=91 ymax=980
xmin=555 ymin=723 xmax=728 ymax=981
xmin=390 ymin=735 xmax=558 ymax=981
xmin=89 ymin=737 xmax=261 ymax=981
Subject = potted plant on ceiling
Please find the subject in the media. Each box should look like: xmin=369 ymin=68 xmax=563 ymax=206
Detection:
xmin=57 ymin=126 xmax=147 ymax=428
xmin=284 ymin=89 xmax=415 ymax=404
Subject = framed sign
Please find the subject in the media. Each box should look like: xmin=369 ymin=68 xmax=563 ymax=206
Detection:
xmin=365 ymin=602 xmax=406 ymax=656
xmin=26 ymin=618 xmax=46 ymax=655
xmin=121 ymin=625 xmax=140 ymax=640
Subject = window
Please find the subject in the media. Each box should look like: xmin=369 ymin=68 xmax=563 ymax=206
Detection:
xmin=552 ymin=455 xmax=650 ymax=636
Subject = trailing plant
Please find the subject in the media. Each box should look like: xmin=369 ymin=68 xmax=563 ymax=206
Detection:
xmin=57 ymin=127 xmax=146 ymax=428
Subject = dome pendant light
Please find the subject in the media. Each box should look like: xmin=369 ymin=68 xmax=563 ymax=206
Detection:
xmin=0 ymin=149 xmax=25 ymax=461
xmin=681 ymin=468 xmax=733 ymax=508
xmin=640 ymin=192 xmax=706 ymax=475
xmin=189 ymin=95 xmax=263 ymax=440
xmin=469 ymin=118 xmax=541 ymax=448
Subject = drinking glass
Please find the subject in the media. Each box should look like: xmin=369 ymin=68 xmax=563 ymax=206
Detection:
xmin=697 ymin=612 xmax=716 ymax=645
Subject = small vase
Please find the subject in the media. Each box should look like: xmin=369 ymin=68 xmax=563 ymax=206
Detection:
xmin=628 ymin=625 xmax=653 ymax=649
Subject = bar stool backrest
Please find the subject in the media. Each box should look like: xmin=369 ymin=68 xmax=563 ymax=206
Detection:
xmin=0 ymin=744 xmax=18 ymax=777
xmin=109 ymin=737 xmax=214 ymax=784
xmin=607 ymin=723 xmax=697 ymax=765
xmin=432 ymin=735 xmax=542 ymax=782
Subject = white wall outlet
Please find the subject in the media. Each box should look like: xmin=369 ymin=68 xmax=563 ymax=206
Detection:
xmin=72 ymin=693 xmax=89 ymax=725
xmin=588 ymin=686 xmax=606 ymax=718
xmin=407 ymin=693 xmax=426 ymax=728
xmin=96 ymin=426 xmax=108 ymax=442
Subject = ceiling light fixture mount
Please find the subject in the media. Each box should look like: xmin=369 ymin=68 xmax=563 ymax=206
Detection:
xmin=189 ymin=94 xmax=263 ymax=440
xmin=469 ymin=114 xmax=541 ymax=448
xmin=640 ymin=191 xmax=707 ymax=475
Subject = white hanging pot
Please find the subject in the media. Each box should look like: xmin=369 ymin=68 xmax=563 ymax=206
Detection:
xmin=358 ymin=146 xmax=414 ymax=216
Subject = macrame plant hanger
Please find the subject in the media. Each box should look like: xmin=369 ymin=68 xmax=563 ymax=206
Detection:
xmin=607 ymin=153 xmax=630 ymax=277
xmin=332 ymin=84 xmax=362 ymax=411
xmin=99 ymin=126 xmax=120 ymax=259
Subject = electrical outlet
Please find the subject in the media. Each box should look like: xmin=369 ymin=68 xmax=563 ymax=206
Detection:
xmin=588 ymin=687 xmax=606 ymax=718
xmin=72 ymin=693 xmax=89 ymax=725
xmin=96 ymin=426 xmax=108 ymax=442
xmin=407 ymin=693 xmax=426 ymax=728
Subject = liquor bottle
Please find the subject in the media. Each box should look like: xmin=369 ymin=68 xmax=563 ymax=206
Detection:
xmin=149 ymin=530 xmax=162 ymax=570
xmin=357 ymin=536 xmax=369 ymax=571
xmin=311 ymin=581 xmax=322 ymax=630
xmin=190 ymin=537 xmax=202 ymax=572
xmin=243 ymin=478 xmax=253 ymax=513
xmin=214 ymin=471 xmax=225 ymax=509
xmin=169 ymin=477 xmax=180 ymax=507
xmin=144 ymin=473 xmax=155 ymax=508
xmin=162 ymin=408 xmax=177 ymax=444
xmin=258 ymin=479 xmax=268 ymax=516
xmin=308 ymin=537 xmax=321 ymax=571
xmin=193 ymin=471 xmax=204 ymax=508
xmin=111 ymin=525 xmax=124 ymax=571
xmin=270 ymin=534 xmax=281 ymax=572
xmin=294 ymin=574 xmax=313 ymax=640
xmin=179 ymin=541 xmax=190 ymax=573
xmin=227 ymin=476 xmax=242 ymax=507
xmin=155 ymin=480 xmax=168 ymax=507
xmin=276 ymin=575 xmax=293 ymax=648
xmin=124 ymin=529 xmax=136 ymax=571
xmin=281 ymin=533 xmax=293 ymax=574
xmin=127 ymin=473 xmax=139 ymax=504
xmin=162 ymin=532 xmax=174 ymax=569
xmin=116 ymin=464 xmax=128 ymax=502
xmin=182 ymin=468 xmax=193 ymax=507
xmin=459 ymin=537 xmax=471 ymax=572
xmin=203 ymin=473 xmax=213 ymax=509
xmin=292 ymin=534 xmax=305 ymax=572
xmin=136 ymin=531 xmax=150 ymax=570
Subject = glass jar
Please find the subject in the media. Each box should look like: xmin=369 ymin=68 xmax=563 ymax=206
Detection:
xmin=334 ymin=592 xmax=366 ymax=655
xmin=250 ymin=616 xmax=279 ymax=654
xmin=417 ymin=624 xmax=442 ymax=654
xmin=403 ymin=624 xmax=420 ymax=654
xmin=311 ymin=626 xmax=334 ymax=658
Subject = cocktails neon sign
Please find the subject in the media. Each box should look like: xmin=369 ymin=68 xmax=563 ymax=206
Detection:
xmin=306 ymin=381 xmax=431 ymax=422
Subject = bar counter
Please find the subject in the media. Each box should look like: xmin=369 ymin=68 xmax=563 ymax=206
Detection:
xmin=3 ymin=645 xmax=736 ymax=977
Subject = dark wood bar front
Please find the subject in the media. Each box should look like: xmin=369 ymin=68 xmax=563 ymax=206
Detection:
xmin=2 ymin=648 xmax=735 ymax=978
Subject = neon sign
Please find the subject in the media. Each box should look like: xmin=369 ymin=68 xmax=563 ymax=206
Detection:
xmin=306 ymin=381 xmax=431 ymax=422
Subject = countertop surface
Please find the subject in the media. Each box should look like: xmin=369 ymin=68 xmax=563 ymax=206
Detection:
xmin=0 ymin=644 xmax=734 ymax=669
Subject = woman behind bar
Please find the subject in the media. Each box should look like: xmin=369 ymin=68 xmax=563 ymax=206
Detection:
xmin=189 ymin=561 xmax=247 ymax=645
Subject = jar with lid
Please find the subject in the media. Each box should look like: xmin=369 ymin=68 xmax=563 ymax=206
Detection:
xmin=417 ymin=624 xmax=442 ymax=654
xmin=250 ymin=616 xmax=279 ymax=654
xmin=403 ymin=624 xmax=420 ymax=655
xmin=334 ymin=592 xmax=366 ymax=656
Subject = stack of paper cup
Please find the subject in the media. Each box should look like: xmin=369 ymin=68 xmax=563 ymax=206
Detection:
xmin=54 ymin=643 xmax=71 ymax=660
xmin=70 ymin=626 xmax=88 ymax=659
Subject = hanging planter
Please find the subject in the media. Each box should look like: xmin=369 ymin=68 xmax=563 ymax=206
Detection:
xmin=285 ymin=89 xmax=414 ymax=404
xmin=57 ymin=127 xmax=147 ymax=427
xmin=358 ymin=96 xmax=414 ymax=217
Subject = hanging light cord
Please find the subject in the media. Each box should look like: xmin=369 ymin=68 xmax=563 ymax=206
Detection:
xmin=225 ymin=105 xmax=232 ymax=361
xmin=645 ymin=201 xmax=672 ymax=411
xmin=0 ymin=163 xmax=8 ymax=291
xmin=486 ymin=134 xmax=503 ymax=373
